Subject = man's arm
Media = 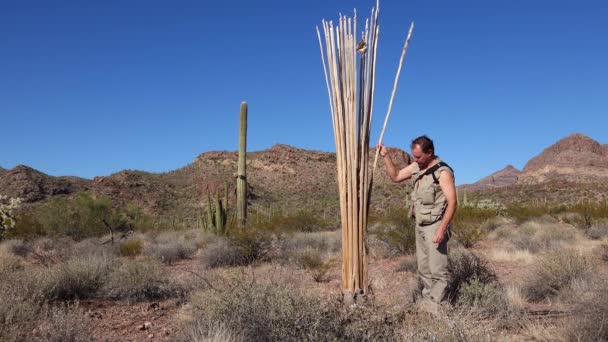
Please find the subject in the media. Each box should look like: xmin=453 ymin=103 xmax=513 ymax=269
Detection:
xmin=432 ymin=170 xmax=458 ymax=244
xmin=379 ymin=143 xmax=415 ymax=183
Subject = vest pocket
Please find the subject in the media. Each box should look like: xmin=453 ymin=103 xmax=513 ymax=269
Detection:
xmin=420 ymin=186 xmax=435 ymax=205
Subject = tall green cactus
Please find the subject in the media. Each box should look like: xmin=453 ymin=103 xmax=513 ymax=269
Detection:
xmin=215 ymin=193 xmax=224 ymax=234
xmin=206 ymin=192 xmax=214 ymax=232
xmin=204 ymin=183 xmax=228 ymax=234
xmin=237 ymin=101 xmax=248 ymax=226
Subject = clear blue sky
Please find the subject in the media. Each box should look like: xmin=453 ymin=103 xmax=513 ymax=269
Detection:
xmin=1 ymin=0 xmax=607 ymax=185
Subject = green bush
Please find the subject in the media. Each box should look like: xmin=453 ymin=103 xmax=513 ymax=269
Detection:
xmin=456 ymin=277 xmax=506 ymax=314
xmin=370 ymin=207 xmax=416 ymax=256
xmin=297 ymin=249 xmax=333 ymax=283
xmin=119 ymin=239 xmax=143 ymax=257
xmin=446 ymin=249 xmax=497 ymax=304
xmin=450 ymin=207 xmax=496 ymax=248
xmin=11 ymin=193 xmax=152 ymax=240
xmin=227 ymin=227 xmax=275 ymax=265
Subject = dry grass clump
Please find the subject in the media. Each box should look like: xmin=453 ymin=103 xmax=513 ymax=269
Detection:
xmin=0 ymin=248 xmax=25 ymax=273
xmin=34 ymin=304 xmax=91 ymax=342
xmin=295 ymin=249 xmax=334 ymax=282
xmin=565 ymin=281 xmax=608 ymax=342
xmin=176 ymin=321 xmax=244 ymax=342
xmin=199 ymin=238 xmax=247 ymax=269
xmin=149 ymin=240 xmax=197 ymax=264
xmin=0 ymin=270 xmax=44 ymax=341
xmin=480 ymin=216 xmax=512 ymax=232
xmin=279 ymin=230 xmax=341 ymax=257
xmin=45 ymin=253 xmax=115 ymax=301
xmin=181 ymin=275 xmax=404 ymax=341
xmin=586 ymin=219 xmax=608 ymax=240
xmin=103 ymin=258 xmax=182 ymax=301
xmin=492 ymin=220 xmax=579 ymax=253
xmin=402 ymin=309 xmax=495 ymax=341
xmin=199 ymin=227 xmax=276 ymax=269
xmin=119 ymin=239 xmax=143 ymax=257
xmin=0 ymin=238 xmax=32 ymax=257
xmin=523 ymin=249 xmax=591 ymax=302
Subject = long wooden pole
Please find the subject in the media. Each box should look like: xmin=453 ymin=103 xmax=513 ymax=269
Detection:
xmin=371 ymin=21 xmax=415 ymax=179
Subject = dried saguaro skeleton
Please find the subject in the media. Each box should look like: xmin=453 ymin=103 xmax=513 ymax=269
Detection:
xmin=317 ymin=4 xmax=380 ymax=297
xmin=317 ymin=2 xmax=414 ymax=298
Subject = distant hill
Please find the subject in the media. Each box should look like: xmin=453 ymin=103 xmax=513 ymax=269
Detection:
xmin=459 ymin=165 xmax=520 ymax=192
xmin=461 ymin=133 xmax=608 ymax=205
xmin=3 ymin=133 xmax=607 ymax=215
xmin=519 ymin=133 xmax=608 ymax=184
xmin=0 ymin=145 xmax=413 ymax=220
xmin=0 ymin=165 xmax=90 ymax=202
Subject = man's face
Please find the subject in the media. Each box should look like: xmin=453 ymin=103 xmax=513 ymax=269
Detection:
xmin=411 ymin=144 xmax=434 ymax=168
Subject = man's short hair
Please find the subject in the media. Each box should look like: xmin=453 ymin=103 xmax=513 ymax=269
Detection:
xmin=411 ymin=135 xmax=434 ymax=154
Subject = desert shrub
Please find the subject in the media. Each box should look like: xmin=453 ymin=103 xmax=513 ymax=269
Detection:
xmin=103 ymin=258 xmax=181 ymax=301
xmin=184 ymin=276 xmax=403 ymax=341
xmin=200 ymin=238 xmax=247 ymax=269
xmin=372 ymin=221 xmax=416 ymax=256
xmin=250 ymin=208 xmax=332 ymax=233
xmin=451 ymin=223 xmax=484 ymax=249
xmin=504 ymin=220 xmax=578 ymax=253
xmin=0 ymin=249 xmax=25 ymax=273
xmin=566 ymin=283 xmax=608 ymax=342
xmin=149 ymin=240 xmax=197 ymax=264
xmin=456 ymin=277 xmax=507 ymax=314
xmin=12 ymin=193 xmax=152 ymax=240
xmin=119 ymin=239 xmax=143 ymax=257
xmin=296 ymin=249 xmax=333 ymax=282
xmin=369 ymin=207 xmax=416 ymax=256
xmin=446 ymin=249 xmax=497 ymax=304
xmin=0 ymin=272 xmax=44 ymax=341
xmin=480 ymin=216 xmax=511 ymax=232
xmin=45 ymin=253 xmax=114 ymax=301
xmin=6 ymin=211 xmax=46 ymax=239
xmin=586 ymin=220 xmax=608 ymax=240
xmin=505 ymin=205 xmax=553 ymax=223
xmin=226 ymin=227 xmax=275 ymax=264
xmin=524 ymin=249 xmax=590 ymax=302
xmin=451 ymin=207 xmax=496 ymax=248
xmin=34 ymin=304 xmax=91 ymax=342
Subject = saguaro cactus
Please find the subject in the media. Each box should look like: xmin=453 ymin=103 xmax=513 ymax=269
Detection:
xmin=237 ymin=101 xmax=248 ymax=226
xmin=205 ymin=184 xmax=228 ymax=234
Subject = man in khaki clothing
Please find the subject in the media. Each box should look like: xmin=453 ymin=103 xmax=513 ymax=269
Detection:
xmin=377 ymin=135 xmax=457 ymax=310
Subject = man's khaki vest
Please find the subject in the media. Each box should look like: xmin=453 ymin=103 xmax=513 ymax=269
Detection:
xmin=410 ymin=160 xmax=453 ymax=226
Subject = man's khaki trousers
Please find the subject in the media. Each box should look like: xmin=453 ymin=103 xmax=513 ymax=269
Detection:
xmin=415 ymin=220 xmax=449 ymax=303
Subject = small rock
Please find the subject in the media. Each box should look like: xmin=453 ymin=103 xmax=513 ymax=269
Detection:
xmin=140 ymin=321 xmax=152 ymax=331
